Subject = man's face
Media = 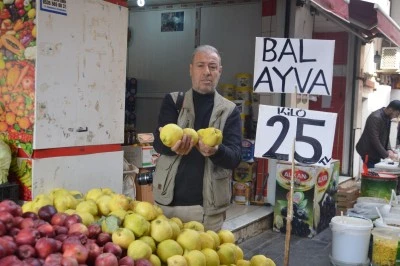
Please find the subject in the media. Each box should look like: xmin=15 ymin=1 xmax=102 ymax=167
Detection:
xmin=391 ymin=110 xmax=400 ymax=119
xmin=190 ymin=51 xmax=222 ymax=94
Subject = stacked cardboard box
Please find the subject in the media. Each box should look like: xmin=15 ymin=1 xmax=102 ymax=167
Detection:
xmin=336 ymin=179 xmax=359 ymax=215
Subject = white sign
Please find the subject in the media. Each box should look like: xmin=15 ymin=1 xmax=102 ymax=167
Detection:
xmin=253 ymin=37 xmax=335 ymax=96
xmin=40 ymin=0 xmax=67 ymax=16
xmin=254 ymin=105 xmax=337 ymax=167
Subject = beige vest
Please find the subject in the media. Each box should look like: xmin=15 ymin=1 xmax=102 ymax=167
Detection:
xmin=153 ymin=89 xmax=236 ymax=215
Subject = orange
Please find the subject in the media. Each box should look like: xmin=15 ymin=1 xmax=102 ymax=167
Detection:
xmin=18 ymin=117 xmax=31 ymax=130
xmin=0 ymin=121 xmax=7 ymax=132
xmin=5 ymin=112 xmax=15 ymax=125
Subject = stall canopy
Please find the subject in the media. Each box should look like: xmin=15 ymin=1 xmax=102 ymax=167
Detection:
xmin=310 ymin=0 xmax=400 ymax=47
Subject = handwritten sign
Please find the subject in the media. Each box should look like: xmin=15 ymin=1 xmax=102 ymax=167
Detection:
xmin=253 ymin=37 xmax=335 ymax=96
xmin=254 ymin=105 xmax=337 ymax=167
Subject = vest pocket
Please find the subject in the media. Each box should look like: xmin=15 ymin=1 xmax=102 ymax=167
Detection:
xmin=153 ymin=156 xmax=180 ymax=204
xmin=211 ymin=168 xmax=232 ymax=207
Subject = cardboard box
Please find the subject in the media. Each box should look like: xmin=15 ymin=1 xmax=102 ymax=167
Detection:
xmin=273 ymin=160 xmax=340 ymax=238
xmin=336 ymin=186 xmax=360 ymax=202
xmin=336 ymin=200 xmax=356 ymax=209
xmin=123 ymin=145 xmax=158 ymax=168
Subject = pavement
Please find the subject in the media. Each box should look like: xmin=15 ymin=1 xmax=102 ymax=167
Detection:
xmin=240 ymin=228 xmax=333 ymax=266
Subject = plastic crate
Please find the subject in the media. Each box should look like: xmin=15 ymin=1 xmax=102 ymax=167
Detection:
xmin=0 ymin=182 xmax=19 ymax=202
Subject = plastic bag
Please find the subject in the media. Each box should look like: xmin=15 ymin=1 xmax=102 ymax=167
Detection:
xmin=123 ymin=158 xmax=138 ymax=199
xmin=0 ymin=140 xmax=11 ymax=184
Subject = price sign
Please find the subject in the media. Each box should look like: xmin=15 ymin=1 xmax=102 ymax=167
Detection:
xmin=253 ymin=37 xmax=335 ymax=96
xmin=254 ymin=105 xmax=337 ymax=167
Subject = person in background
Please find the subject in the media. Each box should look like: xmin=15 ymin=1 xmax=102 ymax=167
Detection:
xmin=152 ymin=45 xmax=242 ymax=231
xmin=356 ymin=100 xmax=400 ymax=168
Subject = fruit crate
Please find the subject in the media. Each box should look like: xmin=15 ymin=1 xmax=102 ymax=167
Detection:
xmin=0 ymin=182 xmax=19 ymax=202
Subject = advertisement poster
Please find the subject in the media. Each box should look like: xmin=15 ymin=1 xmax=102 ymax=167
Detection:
xmin=0 ymin=0 xmax=36 ymax=200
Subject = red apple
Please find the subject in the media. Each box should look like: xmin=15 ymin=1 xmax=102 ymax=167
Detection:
xmin=22 ymin=212 xmax=39 ymax=220
xmin=135 ymin=259 xmax=153 ymax=266
xmin=68 ymin=223 xmax=88 ymax=236
xmin=33 ymin=219 xmax=47 ymax=228
xmin=21 ymin=76 xmax=34 ymax=90
xmin=54 ymin=225 xmax=69 ymax=235
xmin=0 ymin=200 xmax=22 ymax=217
xmin=103 ymin=242 xmax=122 ymax=259
xmin=55 ymin=234 xmax=69 ymax=242
xmin=1 ymin=238 xmax=17 ymax=255
xmin=53 ymin=239 xmax=62 ymax=252
xmin=68 ymin=233 xmax=88 ymax=245
xmin=96 ymin=233 xmax=111 ymax=246
xmin=118 ymin=256 xmax=134 ymax=266
xmin=19 ymin=217 xmax=35 ymax=229
xmin=14 ymin=216 xmax=23 ymax=227
xmin=16 ymin=244 xmax=36 ymax=260
xmin=15 ymin=228 xmax=40 ymax=246
xmin=62 ymin=237 xmax=82 ymax=252
xmin=1 ymin=235 xmax=13 ymax=242
xmin=51 ymin=213 xmax=68 ymax=226
xmin=35 ymin=237 xmax=57 ymax=259
xmin=64 ymin=215 xmax=82 ymax=229
xmin=61 ymin=256 xmax=79 ymax=266
xmin=94 ymin=252 xmax=118 ymax=266
xmin=0 ymin=244 xmax=6 ymax=259
xmin=37 ymin=223 xmax=55 ymax=237
xmin=0 ymin=255 xmax=22 ymax=265
xmin=62 ymin=243 xmax=88 ymax=264
xmin=85 ymin=242 xmax=102 ymax=264
xmin=0 ymin=221 xmax=6 ymax=236
xmin=44 ymin=253 xmax=63 ymax=265
xmin=8 ymin=227 xmax=20 ymax=237
xmin=14 ymin=0 xmax=24 ymax=9
xmin=0 ymin=211 xmax=15 ymax=229
xmin=24 ymin=257 xmax=42 ymax=266
xmin=38 ymin=205 xmax=58 ymax=222
xmin=87 ymin=224 xmax=101 ymax=239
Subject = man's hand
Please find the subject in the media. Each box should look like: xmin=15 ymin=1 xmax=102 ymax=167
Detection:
xmin=171 ymin=134 xmax=195 ymax=155
xmin=197 ymin=140 xmax=218 ymax=157
xmin=389 ymin=150 xmax=399 ymax=162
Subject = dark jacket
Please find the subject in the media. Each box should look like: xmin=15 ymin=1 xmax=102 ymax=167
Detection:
xmin=356 ymin=108 xmax=391 ymax=163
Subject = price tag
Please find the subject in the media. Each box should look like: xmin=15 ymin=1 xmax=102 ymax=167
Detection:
xmin=254 ymin=105 xmax=337 ymax=167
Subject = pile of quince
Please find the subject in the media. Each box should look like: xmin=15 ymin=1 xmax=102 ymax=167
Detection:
xmin=22 ymin=188 xmax=276 ymax=266
xmin=160 ymin=123 xmax=223 ymax=148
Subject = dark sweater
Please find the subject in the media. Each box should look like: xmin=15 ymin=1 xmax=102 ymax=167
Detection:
xmin=356 ymin=108 xmax=391 ymax=164
xmin=153 ymin=90 xmax=242 ymax=206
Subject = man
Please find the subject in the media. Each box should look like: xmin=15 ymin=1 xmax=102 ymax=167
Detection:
xmin=356 ymin=100 xmax=400 ymax=168
xmin=152 ymin=45 xmax=242 ymax=231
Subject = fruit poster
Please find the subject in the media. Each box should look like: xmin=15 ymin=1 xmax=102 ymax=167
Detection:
xmin=0 ymin=0 xmax=36 ymax=200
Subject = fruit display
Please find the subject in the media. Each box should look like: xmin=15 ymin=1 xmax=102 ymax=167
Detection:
xmin=4 ymin=187 xmax=276 ymax=265
xmin=160 ymin=123 xmax=222 ymax=148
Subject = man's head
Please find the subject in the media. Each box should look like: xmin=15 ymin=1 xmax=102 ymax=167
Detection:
xmin=386 ymin=100 xmax=400 ymax=119
xmin=190 ymin=45 xmax=222 ymax=94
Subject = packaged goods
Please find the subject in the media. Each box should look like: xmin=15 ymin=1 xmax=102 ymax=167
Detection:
xmin=235 ymin=73 xmax=252 ymax=87
xmin=232 ymin=181 xmax=251 ymax=205
xmin=274 ymin=160 xmax=339 ymax=237
xmin=371 ymin=227 xmax=400 ymax=266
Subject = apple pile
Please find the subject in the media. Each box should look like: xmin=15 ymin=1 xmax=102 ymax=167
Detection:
xmin=0 ymin=199 xmax=152 ymax=266
xmin=22 ymin=188 xmax=276 ymax=266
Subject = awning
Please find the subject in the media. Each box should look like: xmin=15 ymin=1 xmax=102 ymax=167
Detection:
xmin=310 ymin=0 xmax=400 ymax=47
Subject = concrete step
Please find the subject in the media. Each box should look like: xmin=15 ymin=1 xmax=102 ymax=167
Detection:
xmin=222 ymin=203 xmax=274 ymax=244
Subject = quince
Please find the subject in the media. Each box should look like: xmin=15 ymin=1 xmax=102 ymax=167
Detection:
xmin=197 ymin=127 xmax=223 ymax=147
xmin=160 ymin=123 xmax=183 ymax=147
